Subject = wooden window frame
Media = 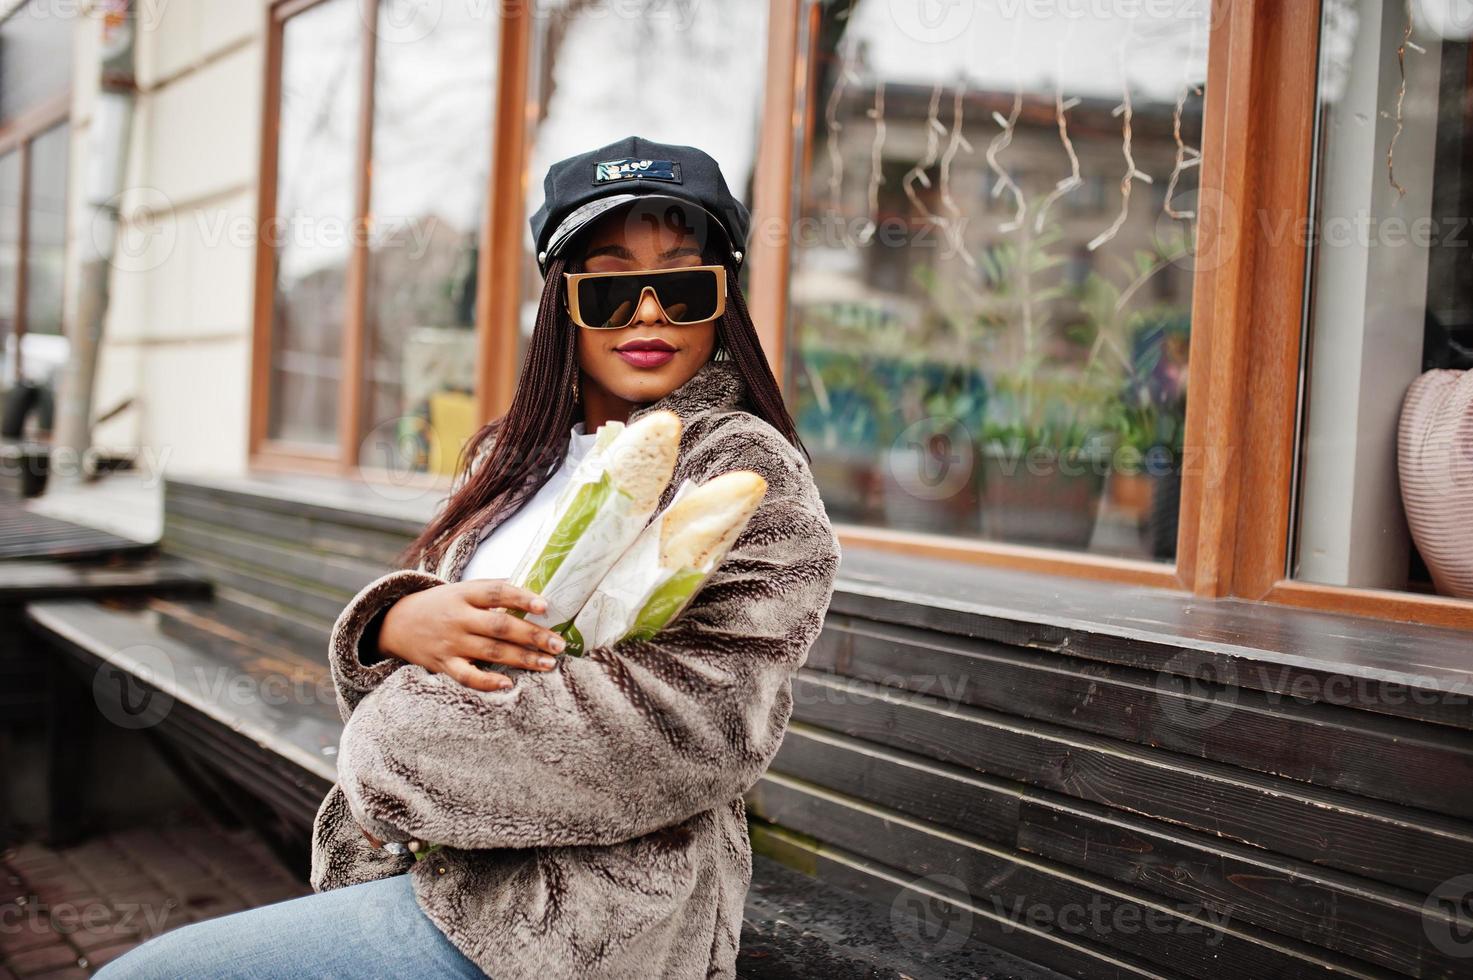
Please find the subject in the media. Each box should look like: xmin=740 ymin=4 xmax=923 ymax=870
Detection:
xmin=0 ymin=81 xmax=70 ymax=386
xmin=763 ymin=0 xmax=1473 ymax=629
xmin=249 ymin=0 xmax=513 ymax=487
xmin=248 ymin=0 xmax=1472 ymax=629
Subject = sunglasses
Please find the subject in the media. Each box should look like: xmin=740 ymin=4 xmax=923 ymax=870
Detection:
xmin=563 ymin=265 xmax=727 ymax=330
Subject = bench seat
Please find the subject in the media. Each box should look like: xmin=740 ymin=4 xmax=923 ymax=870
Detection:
xmin=27 ymin=591 xmax=1059 ymax=980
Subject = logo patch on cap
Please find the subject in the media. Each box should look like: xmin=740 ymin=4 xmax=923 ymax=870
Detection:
xmin=593 ymin=157 xmax=681 ymax=184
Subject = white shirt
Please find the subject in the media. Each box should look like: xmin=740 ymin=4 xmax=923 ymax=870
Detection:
xmin=460 ymin=421 xmax=602 ymax=582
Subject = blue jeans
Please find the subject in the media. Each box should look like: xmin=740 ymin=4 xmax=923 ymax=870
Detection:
xmin=93 ymin=872 xmax=487 ymax=979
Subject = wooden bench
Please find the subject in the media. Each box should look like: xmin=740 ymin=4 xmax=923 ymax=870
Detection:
xmin=23 ymin=472 xmax=1058 ymax=979
xmin=753 ymin=547 xmax=1473 ymax=980
xmin=30 ymin=470 xmax=1471 ymax=978
xmin=0 ymin=501 xmax=209 ymax=843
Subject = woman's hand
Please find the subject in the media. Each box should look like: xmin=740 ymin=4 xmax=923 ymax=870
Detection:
xmin=376 ymin=580 xmax=567 ymax=691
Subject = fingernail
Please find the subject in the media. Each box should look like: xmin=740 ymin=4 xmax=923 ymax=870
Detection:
xmin=549 ymin=637 xmax=566 ymax=652
xmin=537 ymin=657 xmax=557 ymax=669
xmin=533 ymin=599 xmax=548 ymax=612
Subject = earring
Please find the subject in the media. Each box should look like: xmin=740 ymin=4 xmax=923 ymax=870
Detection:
xmin=572 ymin=370 xmax=581 ymax=402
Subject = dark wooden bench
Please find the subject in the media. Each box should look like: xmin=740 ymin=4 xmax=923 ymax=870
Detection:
xmin=23 ymin=472 xmax=1061 ymax=979
xmin=752 ymin=547 xmax=1473 ymax=980
xmin=31 ymin=470 xmax=1470 ymax=978
xmin=0 ymin=500 xmax=210 ymax=844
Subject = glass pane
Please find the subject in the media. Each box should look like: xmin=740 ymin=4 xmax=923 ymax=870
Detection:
xmin=0 ymin=150 xmax=18 ymax=386
xmin=25 ymin=122 xmax=68 ymax=336
xmin=0 ymin=1 xmax=73 ymax=127
xmin=521 ymin=0 xmax=768 ymax=366
xmin=265 ymin=0 xmax=361 ymax=449
xmin=360 ymin=0 xmax=497 ymax=477
xmin=788 ymin=0 xmax=1206 ymax=560
xmin=1293 ymin=2 xmax=1473 ymax=600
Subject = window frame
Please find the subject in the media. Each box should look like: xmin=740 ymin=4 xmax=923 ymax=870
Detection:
xmin=248 ymin=0 xmax=1473 ymax=629
xmin=249 ymin=0 xmax=509 ymax=485
xmin=0 ymin=61 xmax=70 ymax=384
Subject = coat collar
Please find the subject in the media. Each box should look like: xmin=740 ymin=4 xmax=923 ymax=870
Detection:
xmin=440 ymin=356 xmax=749 ymax=581
xmin=627 ymin=356 xmax=748 ymax=425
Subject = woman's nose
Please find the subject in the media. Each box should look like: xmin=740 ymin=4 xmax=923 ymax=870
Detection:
xmin=631 ymin=286 xmax=666 ymax=326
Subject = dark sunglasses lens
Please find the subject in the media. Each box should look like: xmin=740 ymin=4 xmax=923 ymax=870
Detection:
xmin=575 ymin=270 xmax=719 ymax=328
xmin=650 ymin=270 xmax=720 ymax=323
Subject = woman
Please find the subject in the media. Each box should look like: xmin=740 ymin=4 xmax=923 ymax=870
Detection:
xmin=97 ymin=137 xmax=841 ymax=979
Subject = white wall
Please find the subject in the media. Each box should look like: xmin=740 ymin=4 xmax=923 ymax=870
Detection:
xmin=1296 ymin=0 xmax=1441 ymax=589
xmin=71 ymin=0 xmax=271 ymax=476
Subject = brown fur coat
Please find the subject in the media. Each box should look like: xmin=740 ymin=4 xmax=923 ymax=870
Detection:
xmin=308 ymin=358 xmax=841 ymax=978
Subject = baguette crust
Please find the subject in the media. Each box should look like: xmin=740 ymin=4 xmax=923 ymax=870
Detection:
xmin=660 ymin=470 xmax=767 ymax=571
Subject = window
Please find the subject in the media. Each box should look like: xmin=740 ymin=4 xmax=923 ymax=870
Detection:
xmin=0 ymin=0 xmax=72 ymax=395
xmin=786 ymin=0 xmax=1207 ymax=562
xmin=1293 ymin=0 xmax=1473 ymax=604
xmin=0 ymin=0 xmax=72 ymax=128
xmin=519 ymin=0 xmax=770 ymax=367
xmin=256 ymin=0 xmax=497 ymax=475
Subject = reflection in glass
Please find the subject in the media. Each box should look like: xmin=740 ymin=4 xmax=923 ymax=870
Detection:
xmin=265 ymin=0 xmax=360 ymax=448
xmin=0 ymin=151 xmax=18 ymax=365
xmin=360 ymin=1 xmax=496 ymax=476
xmin=788 ymin=0 xmax=1206 ymax=559
xmin=0 ymin=1 xmax=73 ymax=127
xmin=1294 ymin=1 xmax=1473 ymax=598
xmin=25 ymin=123 xmax=68 ymax=337
xmin=521 ymin=1 xmax=768 ymax=365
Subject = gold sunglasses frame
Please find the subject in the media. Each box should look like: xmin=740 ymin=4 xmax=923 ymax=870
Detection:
xmin=562 ymin=264 xmax=727 ymax=330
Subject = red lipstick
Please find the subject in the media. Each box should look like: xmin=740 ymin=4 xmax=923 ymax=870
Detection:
xmin=615 ymin=337 xmax=676 ymax=369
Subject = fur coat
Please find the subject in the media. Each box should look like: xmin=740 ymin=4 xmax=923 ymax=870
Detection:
xmin=308 ymin=357 xmax=841 ymax=979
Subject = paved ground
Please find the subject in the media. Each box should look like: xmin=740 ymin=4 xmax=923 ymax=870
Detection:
xmin=0 ymin=806 xmax=308 ymax=978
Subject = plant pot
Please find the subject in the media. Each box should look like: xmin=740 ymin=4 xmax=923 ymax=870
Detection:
xmin=880 ymin=440 xmax=981 ymax=536
xmin=979 ymin=445 xmax=1107 ymax=549
xmin=1398 ymin=368 xmax=1473 ymax=598
xmin=1097 ymin=462 xmax=1181 ymax=561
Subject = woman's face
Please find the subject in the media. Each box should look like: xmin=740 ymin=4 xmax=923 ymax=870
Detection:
xmin=572 ymin=203 xmax=719 ymax=408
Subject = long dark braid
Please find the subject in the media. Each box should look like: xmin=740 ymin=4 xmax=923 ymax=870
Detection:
xmin=397 ymin=248 xmax=808 ymax=572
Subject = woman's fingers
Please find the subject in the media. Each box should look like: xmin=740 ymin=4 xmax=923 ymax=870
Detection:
xmin=444 ymin=657 xmax=515 ymax=692
xmin=463 ymin=579 xmax=549 ymax=617
xmin=464 ymin=606 xmax=567 ymax=657
xmin=465 ymin=636 xmax=560 ymax=672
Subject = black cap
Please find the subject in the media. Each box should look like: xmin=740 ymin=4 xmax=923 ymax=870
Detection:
xmin=528 ymin=135 xmax=751 ymax=278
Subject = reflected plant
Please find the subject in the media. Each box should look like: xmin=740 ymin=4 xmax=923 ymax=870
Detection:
xmin=1073 ymin=241 xmax=1192 ymax=469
